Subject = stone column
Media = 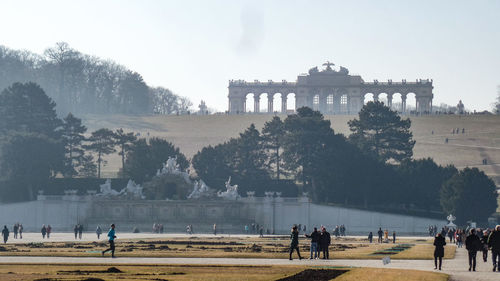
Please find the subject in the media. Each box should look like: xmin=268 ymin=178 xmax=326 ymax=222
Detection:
xmin=387 ymin=95 xmax=393 ymax=108
xmin=254 ymin=95 xmax=260 ymax=113
xmin=333 ymin=94 xmax=341 ymax=114
xmin=373 ymin=93 xmax=379 ymax=102
xmin=401 ymin=95 xmax=407 ymax=113
xmin=319 ymin=94 xmax=327 ymax=113
xmin=281 ymin=95 xmax=288 ymax=113
xmin=267 ymin=93 xmax=274 ymax=113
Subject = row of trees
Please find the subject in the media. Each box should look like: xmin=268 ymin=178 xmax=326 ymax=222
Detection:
xmin=0 ymin=82 xmax=497 ymax=224
xmin=191 ymin=103 xmax=497 ymax=224
xmin=0 ymin=43 xmax=191 ymax=115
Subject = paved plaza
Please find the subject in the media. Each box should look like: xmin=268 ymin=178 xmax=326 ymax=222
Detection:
xmin=0 ymin=233 xmax=498 ymax=281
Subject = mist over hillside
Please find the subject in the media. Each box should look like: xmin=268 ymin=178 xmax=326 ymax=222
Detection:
xmin=0 ymin=42 xmax=191 ymax=116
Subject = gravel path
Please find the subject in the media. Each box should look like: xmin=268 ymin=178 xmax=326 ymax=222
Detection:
xmin=0 ymin=233 xmax=498 ymax=280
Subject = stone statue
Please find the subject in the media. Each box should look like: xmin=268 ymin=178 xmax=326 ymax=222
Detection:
xmin=339 ymin=66 xmax=349 ymax=75
xmin=217 ymin=176 xmax=240 ymax=200
xmin=119 ymin=179 xmax=145 ymax=199
xmin=188 ymin=180 xmax=212 ymax=199
xmin=308 ymin=66 xmax=319 ymax=74
xmin=322 ymin=61 xmax=335 ymax=71
xmin=97 ymin=179 xmax=120 ymax=196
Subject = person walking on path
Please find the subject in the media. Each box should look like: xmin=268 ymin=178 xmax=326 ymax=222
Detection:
xmin=13 ymin=224 xmax=18 ymax=239
xmin=41 ymin=225 xmax=47 ymax=239
xmin=488 ymin=225 xmax=500 ymax=272
xmin=304 ymin=227 xmax=320 ymax=259
xmin=47 ymin=225 xmax=52 ymax=239
xmin=465 ymin=228 xmax=481 ymax=271
xmin=1 ymin=226 xmax=9 ymax=244
xmin=96 ymin=226 xmax=102 ymax=239
xmin=319 ymin=227 xmax=331 ymax=259
xmin=368 ymin=232 xmax=373 ymax=243
xmin=102 ymin=224 xmax=117 ymax=258
xmin=377 ymin=228 xmax=383 ymax=243
xmin=393 ymin=231 xmax=396 ymax=244
xmin=213 ymin=224 xmax=217 ymax=236
xmin=74 ymin=224 xmax=78 ymax=239
xmin=78 ymin=224 xmax=83 ymax=239
xmin=289 ymin=225 xmax=302 ymax=260
xmin=18 ymin=224 xmax=23 ymax=239
xmin=481 ymin=229 xmax=490 ymax=262
xmin=433 ymin=233 xmax=446 ymax=270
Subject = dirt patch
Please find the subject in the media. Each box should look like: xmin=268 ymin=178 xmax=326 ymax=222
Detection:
xmin=57 ymin=267 xmax=123 ymax=275
xmin=276 ymin=269 xmax=348 ymax=281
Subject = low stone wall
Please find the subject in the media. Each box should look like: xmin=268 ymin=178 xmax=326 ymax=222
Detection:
xmin=0 ymin=196 xmax=446 ymax=235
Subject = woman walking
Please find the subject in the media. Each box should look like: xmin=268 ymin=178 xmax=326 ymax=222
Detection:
xmin=433 ymin=233 xmax=446 ymax=270
xmin=289 ymin=225 xmax=302 ymax=260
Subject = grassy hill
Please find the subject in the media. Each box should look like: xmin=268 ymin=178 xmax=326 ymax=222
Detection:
xmin=82 ymin=114 xmax=500 ymax=186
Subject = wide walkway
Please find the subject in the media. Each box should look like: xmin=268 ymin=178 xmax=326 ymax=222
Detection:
xmin=0 ymin=233 xmax=498 ymax=280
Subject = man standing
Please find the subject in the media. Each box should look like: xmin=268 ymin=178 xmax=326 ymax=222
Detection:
xmin=319 ymin=227 xmax=331 ymax=259
xmin=465 ymin=228 xmax=481 ymax=271
xmin=377 ymin=228 xmax=383 ymax=243
xmin=304 ymin=227 xmax=320 ymax=259
xmin=488 ymin=225 xmax=500 ymax=272
xmin=1 ymin=226 xmax=9 ymax=244
xmin=102 ymin=224 xmax=117 ymax=258
xmin=96 ymin=226 xmax=102 ymax=239
xmin=13 ymin=224 xmax=18 ymax=239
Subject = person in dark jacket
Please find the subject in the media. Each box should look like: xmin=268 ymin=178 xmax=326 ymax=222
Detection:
xmin=304 ymin=227 xmax=320 ymax=259
xmin=289 ymin=225 xmax=302 ymax=260
xmin=481 ymin=229 xmax=490 ymax=262
xmin=433 ymin=233 xmax=446 ymax=270
xmin=41 ymin=225 xmax=47 ymax=239
xmin=78 ymin=224 xmax=83 ymax=239
xmin=74 ymin=224 xmax=78 ymax=239
xmin=319 ymin=227 xmax=331 ymax=259
xmin=488 ymin=225 xmax=500 ymax=272
xmin=1 ymin=226 xmax=9 ymax=244
xmin=368 ymin=232 xmax=373 ymax=243
xmin=465 ymin=228 xmax=481 ymax=271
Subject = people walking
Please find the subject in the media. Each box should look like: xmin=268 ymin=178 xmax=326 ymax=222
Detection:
xmin=304 ymin=227 xmax=320 ymax=259
xmin=481 ymin=229 xmax=490 ymax=262
xmin=1 ymin=226 xmax=9 ymax=244
xmin=96 ymin=226 xmax=102 ymax=239
xmin=319 ymin=227 xmax=331 ymax=259
xmin=465 ymin=228 xmax=481 ymax=271
xmin=47 ymin=225 xmax=52 ymax=239
xmin=488 ymin=225 xmax=500 ymax=272
xmin=102 ymin=224 xmax=117 ymax=258
xmin=289 ymin=225 xmax=302 ymax=260
xmin=41 ymin=225 xmax=47 ymax=239
xmin=433 ymin=233 xmax=446 ymax=270
xmin=18 ymin=224 xmax=23 ymax=239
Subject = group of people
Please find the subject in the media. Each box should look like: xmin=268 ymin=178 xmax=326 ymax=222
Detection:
xmin=152 ymin=223 xmax=164 ymax=233
xmin=73 ymin=224 xmax=84 ymax=239
xmin=40 ymin=224 xmax=52 ymax=239
xmin=332 ymin=225 xmax=346 ymax=237
xmin=434 ymin=225 xmax=500 ymax=272
xmin=13 ymin=223 xmax=23 ymax=239
xmin=289 ymin=225 xmax=332 ymax=260
xmin=367 ymin=228 xmax=397 ymax=244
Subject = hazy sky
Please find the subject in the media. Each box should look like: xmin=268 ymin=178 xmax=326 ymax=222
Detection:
xmin=1 ymin=0 xmax=499 ymax=111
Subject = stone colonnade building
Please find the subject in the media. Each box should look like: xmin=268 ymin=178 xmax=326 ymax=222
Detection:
xmin=228 ymin=62 xmax=434 ymax=114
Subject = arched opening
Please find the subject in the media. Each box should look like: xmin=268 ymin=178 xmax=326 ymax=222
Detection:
xmin=326 ymin=94 xmax=334 ymax=113
xmin=273 ymin=93 xmax=282 ymax=113
xmin=340 ymin=94 xmax=348 ymax=113
xmin=286 ymin=93 xmax=296 ymax=112
xmin=245 ymin=93 xmax=254 ymax=113
xmin=259 ymin=93 xmax=268 ymax=113
xmin=392 ymin=93 xmax=402 ymax=112
xmin=313 ymin=94 xmax=320 ymax=111
xmin=364 ymin=93 xmax=374 ymax=104
xmin=406 ymin=92 xmax=416 ymax=114
xmin=378 ymin=93 xmax=388 ymax=106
